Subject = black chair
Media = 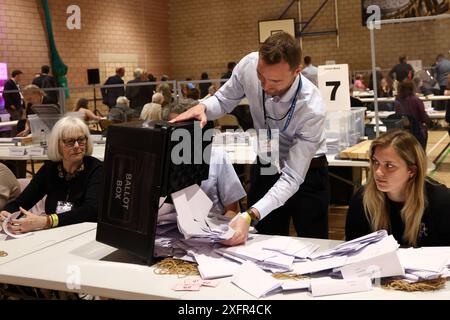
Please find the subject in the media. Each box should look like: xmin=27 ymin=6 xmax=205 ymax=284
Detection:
xmin=385 ymin=113 xmax=427 ymax=149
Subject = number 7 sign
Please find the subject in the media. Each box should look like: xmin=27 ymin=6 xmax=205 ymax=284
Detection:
xmin=317 ymin=64 xmax=351 ymax=112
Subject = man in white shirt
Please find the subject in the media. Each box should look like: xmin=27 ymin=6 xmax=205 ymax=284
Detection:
xmin=172 ymin=32 xmax=329 ymax=246
xmin=301 ymin=56 xmax=318 ymax=87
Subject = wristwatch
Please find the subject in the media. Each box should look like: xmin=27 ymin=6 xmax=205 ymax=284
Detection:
xmin=246 ymin=208 xmax=260 ymax=225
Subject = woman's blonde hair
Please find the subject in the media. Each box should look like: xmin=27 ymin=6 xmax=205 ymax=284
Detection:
xmin=363 ymin=130 xmax=428 ymax=246
xmin=47 ymin=116 xmax=92 ymax=162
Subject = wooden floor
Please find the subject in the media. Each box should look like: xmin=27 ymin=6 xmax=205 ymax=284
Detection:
xmin=319 ymin=129 xmax=450 ymax=240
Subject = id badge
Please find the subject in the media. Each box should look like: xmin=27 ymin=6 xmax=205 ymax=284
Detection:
xmin=258 ymin=133 xmax=280 ymax=174
xmin=56 ymin=201 xmax=74 ymax=214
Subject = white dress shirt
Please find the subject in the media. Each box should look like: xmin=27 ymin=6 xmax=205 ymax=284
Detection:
xmin=202 ymin=52 xmax=327 ymax=220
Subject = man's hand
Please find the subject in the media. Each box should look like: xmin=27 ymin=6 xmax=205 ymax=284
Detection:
xmin=169 ymin=103 xmax=208 ymax=128
xmin=221 ymin=214 xmax=250 ymax=246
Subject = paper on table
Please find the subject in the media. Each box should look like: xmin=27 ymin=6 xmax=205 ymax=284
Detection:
xmin=281 ymin=279 xmax=311 ymax=291
xmin=194 ymin=251 xmax=241 ymax=279
xmin=292 ymin=256 xmax=347 ymax=275
xmin=398 ymin=247 xmax=450 ymax=273
xmin=310 ymin=277 xmax=372 ymax=297
xmin=231 ymin=261 xmax=281 ymax=298
xmin=2 ymin=211 xmax=33 ymax=239
xmin=340 ymin=250 xmax=404 ymax=279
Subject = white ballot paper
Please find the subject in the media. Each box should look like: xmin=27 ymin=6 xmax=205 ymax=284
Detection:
xmin=2 ymin=211 xmax=34 ymax=239
xmin=171 ymin=184 xmax=234 ymax=241
xmin=231 ymin=261 xmax=281 ymax=298
xmin=310 ymin=277 xmax=372 ymax=297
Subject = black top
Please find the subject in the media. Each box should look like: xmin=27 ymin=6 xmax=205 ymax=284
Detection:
xmin=32 ymin=74 xmax=59 ymax=104
xmin=125 ymin=79 xmax=152 ymax=111
xmin=3 ymin=79 xmax=22 ymax=110
xmin=389 ymin=62 xmax=414 ymax=82
xmin=5 ymin=156 xmax=103 ymax=227
xmin=345 ymin=180 xmax=450 ymax=247
xmin=101 ymin=75 xmax=125 ymax=108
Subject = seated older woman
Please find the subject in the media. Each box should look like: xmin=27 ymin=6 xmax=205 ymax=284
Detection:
xmin=0 ymin=116 xmax=103 ymax=233
xmin=140 ymin=92 xmax=164 ymax=121
xmin=346 ymin=130 xmax=450 ymax=247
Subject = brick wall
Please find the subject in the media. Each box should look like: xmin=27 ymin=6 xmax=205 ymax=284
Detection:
xmin=0 ymin=0 xmax=171 ymax=110
xmin=1 ymin=0 xmax=449 ymax=97
xmin=169 ymin=0 xmax=450 ymax=80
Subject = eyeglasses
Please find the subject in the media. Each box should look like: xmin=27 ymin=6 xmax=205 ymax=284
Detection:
xmin=61 ymin=136 xmax=87 ymax=148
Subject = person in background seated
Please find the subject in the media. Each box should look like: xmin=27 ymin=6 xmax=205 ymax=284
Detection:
xmin=346 ymin=130 xmax=450 ymax=247
xmin=16 ymin=84 xmax=56 ymax=137
xmin=0 ymin=163 xmax=21 ymax=211
xmin=108 ymin=96 xmax=137 ymax=122
xmin=350 ymin=86 xmax=364 ymax=108
xmin=199 ymin=85 xmax=218 ymax=102
xmin=140 ymin=93 xmax=164 ymax=121
xmin=74 ymin=98 xmax=102 ymax=122
xmin=157 ymin=83 xmax=173 ymax=108
xmin=163 ymin=99 xmax=198 ymax=121
xmin=0 ymin=117 xmax=103 ymax=233
xmin=380 ymin=76 xmax=394 ymax=97
xmin=353 ymin=74 xmax=366 ymax=91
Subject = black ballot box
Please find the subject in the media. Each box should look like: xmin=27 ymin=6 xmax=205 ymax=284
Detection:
xmin=96 ymin=120 xmax=212 ymax=265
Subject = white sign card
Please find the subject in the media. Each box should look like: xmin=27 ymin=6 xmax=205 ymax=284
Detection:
xmin=318 ymin=64 xmax=351 ymax=112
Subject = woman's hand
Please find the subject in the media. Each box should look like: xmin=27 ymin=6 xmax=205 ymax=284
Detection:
xmin=16 ymin=129 xmax=30 ymax=137
xmin=0 ymin=211 xmax=11 ymax=223
xmin=7 ymin=207 xmax=47 ymax=234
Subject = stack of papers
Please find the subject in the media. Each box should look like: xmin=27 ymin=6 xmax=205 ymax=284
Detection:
xmin=289 ymin=231 xmax=403 ymax=279
xmin=216 ymin=237 xmax=319 ymax=273
xmin=156 ymin=201 xmax=178 ymax=236
xmin=311 ymin=230 xmax=390 ymax=260
xmin=396 ymin=247 xmax=450 ymax=283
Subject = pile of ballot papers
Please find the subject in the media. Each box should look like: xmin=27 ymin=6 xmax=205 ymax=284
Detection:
xmin=395 ymin=247 xmax=450 ymax=283
xmin=155 ymin=185 xmax=449 ymax=298
xmin=156 ymin=184 xmax=235 ymax=243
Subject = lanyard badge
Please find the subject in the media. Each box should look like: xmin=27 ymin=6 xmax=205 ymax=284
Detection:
xmin=258 ymin=129 xmax=280 ymax=175
xmin=56 ymin=201 xmax=74 ymax=214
